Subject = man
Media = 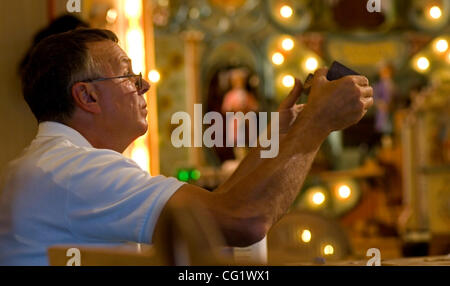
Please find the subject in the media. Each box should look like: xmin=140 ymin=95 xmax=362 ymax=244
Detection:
xmin=0 ymin=29 xmax=373 ymax=265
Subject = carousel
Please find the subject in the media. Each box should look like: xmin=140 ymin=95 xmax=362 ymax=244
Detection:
xmin=38 ymin=0 xmax=450 ymax=265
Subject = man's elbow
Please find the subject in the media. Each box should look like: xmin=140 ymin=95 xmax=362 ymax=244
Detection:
xmin=223 ymin=216 xmax=270 ymax=247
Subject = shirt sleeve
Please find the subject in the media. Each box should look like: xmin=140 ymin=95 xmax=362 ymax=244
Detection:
xmin=65 ymin=148 xmax=185 ymax=244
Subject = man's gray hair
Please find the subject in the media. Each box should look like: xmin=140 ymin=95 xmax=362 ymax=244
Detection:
xmin=22 ymin=28 xmax=118 ymax=123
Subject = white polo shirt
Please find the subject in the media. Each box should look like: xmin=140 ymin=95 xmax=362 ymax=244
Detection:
xmin=0 ymin=121 xmax=185 ymax=265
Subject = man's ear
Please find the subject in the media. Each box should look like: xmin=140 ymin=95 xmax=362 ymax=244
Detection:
xmin=71 ymin=82 xmax=101 ymax=114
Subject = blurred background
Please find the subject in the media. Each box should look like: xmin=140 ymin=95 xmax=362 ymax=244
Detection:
xmin=1 ymin=0 xmax=449 ymax=263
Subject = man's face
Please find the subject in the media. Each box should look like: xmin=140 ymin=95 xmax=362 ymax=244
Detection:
xmin=88 ymin=40 xmax=150 ymax=141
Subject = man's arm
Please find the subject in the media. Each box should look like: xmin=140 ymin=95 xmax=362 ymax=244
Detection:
xmin=154 ymin=69 xmax=373 ymax=247
xmin=215 ymin=78 xmax=304 ymax=194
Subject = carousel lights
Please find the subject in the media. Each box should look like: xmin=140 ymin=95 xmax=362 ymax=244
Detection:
xmin=148 ymin=69 xmax=161 ymax=83
xmin=304 ymin=57 xmax=319 ymax=72
xmin=416 ymin=56 xmax=430 ymax=71
xmin=272 ymin=52 xmax=285 ymax=65
xmin=300 ymin=229 xmax=312 ymax=243
xmin=106 ymin=8 xmax=118 ymax=24
xmin=337 ymin=184 xmax=351 ymax=199
xmin=126 ymin=28 xmax=145 ymax=74
xmin=323 ymin=244 xmax=334 ymax=255
xmin=280 ymin=5 xmax=294 ymax=18
xmin=312 ymin=191 xmax=325 ymax=205
xmin=177 ymin=169 xmax=190 ymax=182
xmin=282 ymin=74 xmax=295 ymax=88
xmin=190 ymin=169 xmax=201 ymax=180
xmin=429 ymin=6 xmax=442 ymax=19
xmin=125 ymin=0 xmax=142 ymax=18
xmin=124 ymin=0 xmax=149 ymax=172
xmin=435 ymin=39 xmax=449 ymax=53
xmin=281 ymin=37 xmax=294 ymax=51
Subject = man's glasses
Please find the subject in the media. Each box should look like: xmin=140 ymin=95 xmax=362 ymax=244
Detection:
xmin=82 ymin=72 xmax=143 ymax=91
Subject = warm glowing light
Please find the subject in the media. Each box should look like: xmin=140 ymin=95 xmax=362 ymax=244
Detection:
xmin=435 ymin=39 xmax=449 ymax=53
xmin=447 ymin=52 xmax=450 ymax=63
xmin=126 ymin=29 xmax=145 ymax=74
xmin=338 ymin=185 xmax=351 ymax=199
xmin=323 ymin=244 xmax=334 ymax=255
xmin=272 ymin=52 xmax=285 ymax=65
xmin=416 ymin=57 xmax=430 ymax=71
xmin=124 ymin=0 xmax=149 ymax=174
xmin=312 ymin=191 xmax=325 ymax=205
xmin=106 ymin=9 xmax=118 ymax=24
xmin=280 ymin=5 xmax=293 ymax=18
xmin=131 ymin=144 xmax=149 ymax=172
xmin=148 ymin=70 xmax=161 ymax=83
xmin=429 ymin=6 xmax=442 ymax=19
xmin=300 ymin=229 xmax=312 ymax=243
xmin=282 ymin=75 xmax=295 ymax=88
xmin=281 ymin=37 xmax=294 ymax=51
xmin=304 ymin=57 xmax=319 ymax=72
xmin=125 ymin=0 xmax=142 ymax=18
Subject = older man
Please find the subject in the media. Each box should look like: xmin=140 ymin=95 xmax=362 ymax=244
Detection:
xmin=0 ymin=28 xmax=373 ymax=265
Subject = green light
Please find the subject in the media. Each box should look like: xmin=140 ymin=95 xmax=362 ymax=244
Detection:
xmin=177 ymin=170 xmax=190 ymax=182
xmin=190 ymin=169 xmax=201 ymax=180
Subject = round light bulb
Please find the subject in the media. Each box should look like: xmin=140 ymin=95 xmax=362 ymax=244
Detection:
xmin=312 ymin=191 xmax=325 ymax=205
xmin=305 ymin=57 xmax=319 ymax=72
xmin=301 ymin=229 xmax=312 ymax=243
xmin=417 ymin=57 xmax=430 ymax=71
xmin=338 ymin=185 xmax=351 ymax=199
xmin=106 ymin=9 xmax=118 ymax=24
xmin=323 ymin=244 xmax=334 ymax=255
xmin=148 ymin=70 xmax=161 ymax=83
xmin=280 ymin=5 xmax=293 ymax=18
xmin=429 ymin=6 xmax=442 ymax=19
xmin=282 ymin=75 xmax=295 ymax=88
xmin=281 ymin=38 xmax=294 ymax=51
xmin=272 ymin=52 xmax=285 ymax=65
xmin=435 ymin=39 xmax=449 ymax=53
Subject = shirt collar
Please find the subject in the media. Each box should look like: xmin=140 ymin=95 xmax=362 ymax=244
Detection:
xmin=36 ymin=121 xmax=93 ymax=148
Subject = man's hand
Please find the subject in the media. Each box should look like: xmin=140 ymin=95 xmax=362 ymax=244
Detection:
xmin=278 ymin=78 xmax=306 ymax=134
xmin=301 ymin=68 xmax=373 ymax=133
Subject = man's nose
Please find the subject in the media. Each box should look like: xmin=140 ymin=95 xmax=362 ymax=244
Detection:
xmin=139 ymin=78 xmax=150 ymax=95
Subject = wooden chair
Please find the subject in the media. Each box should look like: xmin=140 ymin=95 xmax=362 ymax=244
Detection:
xmin=48 ymin=201 xmax=233 ymax=266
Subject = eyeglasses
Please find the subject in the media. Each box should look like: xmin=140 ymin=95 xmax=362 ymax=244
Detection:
xmin=82 ymin=72 xmax=143 ymax=91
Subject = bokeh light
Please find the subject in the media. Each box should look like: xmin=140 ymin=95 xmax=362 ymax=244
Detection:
xmin=272 ymin=52 xmax=285 ymax=65
xmin=281 ymin=37 xmax=295 ymax=51
xmin=280 ymin=5 xmax=293 ymax=18
xmin=429 ymin=6 xmax=442 ymax=19
xmin=282 ymin=74 xmax=295 ymax=88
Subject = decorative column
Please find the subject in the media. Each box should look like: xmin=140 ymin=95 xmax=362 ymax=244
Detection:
xmin=184 ymin=30 xmax=205 ymax=167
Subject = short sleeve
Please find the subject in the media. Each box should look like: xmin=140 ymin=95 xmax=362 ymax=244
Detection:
xmin=65 ymin=149 xmax=185 ymax=243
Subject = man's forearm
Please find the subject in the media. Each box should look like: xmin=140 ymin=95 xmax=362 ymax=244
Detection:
xmin=215 ymin=132 xmax=287 ymax=194
xmin=220 ymin=110 xmax=329 ymax=228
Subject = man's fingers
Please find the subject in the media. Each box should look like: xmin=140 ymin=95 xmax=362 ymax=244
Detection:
xmin=360 ymin=85 xmax=373 ymax=98
xmin=313 ymin=67 xmax=328 ymax=82
xmin=361 ymin=96 xmax=374 ymax=110
xmin=278 ymin=78 xmax=303 ymax=110
xmin=346 ymin=75 xmax=369 ymax=86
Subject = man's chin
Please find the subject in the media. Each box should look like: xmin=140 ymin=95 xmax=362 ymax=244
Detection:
xmin=138 ymin=121 xmax=148 ymax=136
